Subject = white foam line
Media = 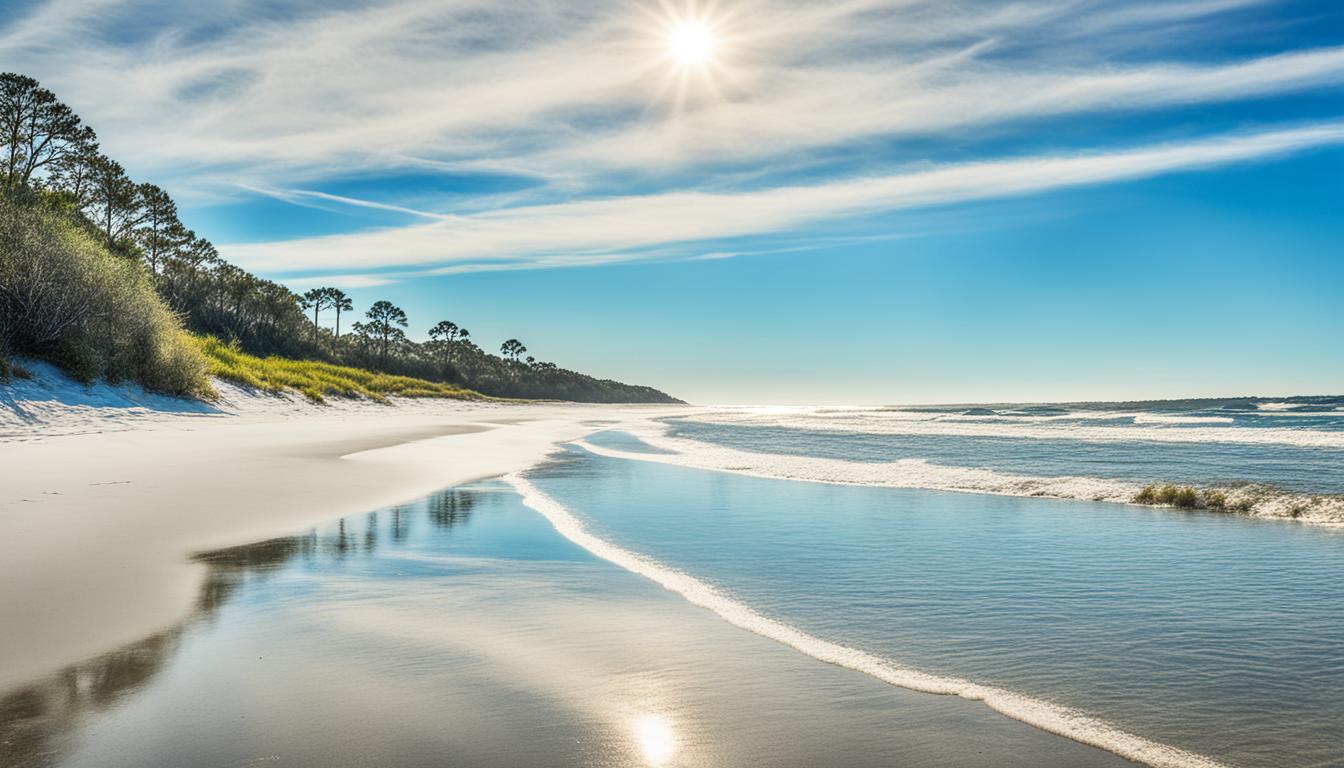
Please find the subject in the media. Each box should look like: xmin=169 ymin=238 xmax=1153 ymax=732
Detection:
xmin=577 ymin=427 xmax=1344 ymax=525
xmin=575 ymin=434 xmax=1140 ymax=504
xmin=680 ymin=411 xmax=1344 ymax=448
xmin=506 ymin=474 xmax=1228 ymax=768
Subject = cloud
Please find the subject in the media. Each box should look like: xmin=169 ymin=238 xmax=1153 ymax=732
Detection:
xmin=3 ymin=0 xmax=1338 ymax=194
xmin=220 ymin=122 xmax=1344 ymax=275
xmin=2 ymin=0 xmax=1339 ymax=282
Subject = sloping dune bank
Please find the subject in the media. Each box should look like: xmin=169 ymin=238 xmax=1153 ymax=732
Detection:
xmin=0 ymin=371 xmax=683 ymax=691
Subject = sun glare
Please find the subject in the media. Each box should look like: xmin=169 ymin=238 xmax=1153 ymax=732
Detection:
xmin=668 ymin=21 xmax=714 ymax=65
xmin=638 ymin=1 xmax=737 ymax=107
xmin=632 ymin=714 xmax=676 ymax=766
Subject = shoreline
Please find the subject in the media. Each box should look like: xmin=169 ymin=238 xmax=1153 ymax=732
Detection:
xmin=3 ymin=479 xmax=1134 ymax=768
xmin=0 ymin=376 xmax=683 ymax=691
xmin=510 ymin=473 xmax=1224 ymax=768
xmin=580 ymin=426 xmax=1344 ymax=527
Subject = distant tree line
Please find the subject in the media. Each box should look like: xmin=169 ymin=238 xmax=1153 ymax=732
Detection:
xmin=0 ymin=73 xmax=680 ymax=403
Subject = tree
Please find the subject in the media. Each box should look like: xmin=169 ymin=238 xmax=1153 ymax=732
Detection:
xmin=300 ymin=288 xmax=332 ymax=343
xmin=325 ymin=287 xmax=352 ymax=338
xmin=134 ymin=184 xmax=183 ymax=276
xmin=0 ymin=73 xmax=88 ymax=189
xmin=47 ymin=126 xmax=99 ymax=206
xmin=86 ymin=155 xmax=144 ymax=248
xmin=364 ymin=300 xmax=407 ymax=365
xmin=500 ymin=338 xmax=526 ymax=362
xmin=427 ymin=320 xmax=469 ymax=375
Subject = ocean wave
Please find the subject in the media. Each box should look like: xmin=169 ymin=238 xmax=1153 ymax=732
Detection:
xmin=578 ymin=426 xmax=1344 ymax=525
xmin=677 ymin=409 xmax=1344 ymax=448
xmin=1131 ymin=414 xmax=1235 ymax=425
xmin=507 ymin=474 xmax=1228 ymax=768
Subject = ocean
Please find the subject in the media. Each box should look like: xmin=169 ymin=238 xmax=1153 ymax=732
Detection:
xmin=521 ymin=399 xmax=1344 ymax=767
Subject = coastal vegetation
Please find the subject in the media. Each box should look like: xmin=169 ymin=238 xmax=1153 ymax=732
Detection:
xmin=199 ymin=336 xmax=483 ymax=404
xmin=0 ymin=73 xmax=679 ymax=404
xmin=1133 ymin=483 xmax=1251 ymax=512
xmin=0 ymin=192 xmax=211 ymax=396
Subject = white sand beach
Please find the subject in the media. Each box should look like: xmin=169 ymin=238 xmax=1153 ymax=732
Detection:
xmin=0 ymin=364 xmax=682 ymax=691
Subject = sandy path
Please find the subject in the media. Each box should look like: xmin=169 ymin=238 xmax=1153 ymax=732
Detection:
xmin=0 ymin=399 xmax=679 ymax=692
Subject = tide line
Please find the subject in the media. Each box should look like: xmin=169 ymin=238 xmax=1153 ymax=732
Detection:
xmin=506 ymin=473 xmax=1227 ymax=768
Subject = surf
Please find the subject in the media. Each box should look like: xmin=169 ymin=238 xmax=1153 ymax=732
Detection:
xmin=506 ymin=473 xmax=1228 ymax=768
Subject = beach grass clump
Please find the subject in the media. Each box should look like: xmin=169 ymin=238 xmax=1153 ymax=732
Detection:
xmin=1133 ymin=485 xmax=1160 ymax=504
xmin=1170 ymin=485 xmax=1200 ymax=508
xmin=197 ymin=335 xmax=488 ymax=404
xmin=1134 ymin=483 xmax=1248 ymax=512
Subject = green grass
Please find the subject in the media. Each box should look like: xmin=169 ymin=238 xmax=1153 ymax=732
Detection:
xmin=197 ymin=336 xmax=490 ymax=404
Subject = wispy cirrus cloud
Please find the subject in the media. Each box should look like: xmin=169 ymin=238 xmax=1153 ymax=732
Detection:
xmin=3 ymin=0 xmax=1335 ymax=184
xmin=1 ymin=0 xmax=1340 ymax=280
xmin=221 ymin=122 xmax=1344 ymax=277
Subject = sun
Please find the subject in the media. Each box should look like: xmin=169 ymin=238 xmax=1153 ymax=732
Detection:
xmin=635 ymin=0 xmax=739 ymax=107
xmin=667 ymin=20 xmax=715 ymax=66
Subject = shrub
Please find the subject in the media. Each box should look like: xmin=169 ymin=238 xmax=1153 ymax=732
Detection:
xmin=0 ymin=196 xmax=211 ymax=396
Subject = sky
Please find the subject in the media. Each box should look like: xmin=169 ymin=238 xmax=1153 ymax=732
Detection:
xmin=1 ymin=0 xmax=1341 ymax=404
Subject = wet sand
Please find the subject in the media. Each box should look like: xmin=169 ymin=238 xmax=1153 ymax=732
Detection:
xmin=1 ymin=482 xmax=1133 ymax=768
xmin=0 ymin=402 xmax=671 ymax=691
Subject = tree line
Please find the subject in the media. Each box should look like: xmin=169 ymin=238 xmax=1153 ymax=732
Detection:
xmin=0 ymin=73 xmax=679 ymax=403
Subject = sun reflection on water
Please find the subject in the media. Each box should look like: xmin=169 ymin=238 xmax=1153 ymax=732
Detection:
xmin=632 ymin=713 xmax=677 ymax=766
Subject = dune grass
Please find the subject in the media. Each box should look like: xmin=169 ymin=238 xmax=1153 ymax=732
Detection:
xmin=198 ymin=336 xmax=489 ymax=404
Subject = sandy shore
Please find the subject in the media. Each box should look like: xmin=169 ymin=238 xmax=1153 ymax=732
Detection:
xmin=0 ymin=366 xmax=682 ymax=692
xmin=4 ymin=478 xmax=1131 ymax=768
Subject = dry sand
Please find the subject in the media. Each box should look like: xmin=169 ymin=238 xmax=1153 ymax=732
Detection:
xmin=0 ymin=364 xmax=683 ymax=691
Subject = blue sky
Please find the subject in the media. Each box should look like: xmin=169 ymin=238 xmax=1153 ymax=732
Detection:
xmin=2 ymin=0 xmax=1342 ymax=403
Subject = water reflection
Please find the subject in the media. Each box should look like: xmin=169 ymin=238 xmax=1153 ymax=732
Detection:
xmin=0 ymin=488 xmax=479 ymax=768
xmin=0 ymin=475 xmax=1131 ymax=768
xmin=632 ymin=713 xmax=676 ymax=766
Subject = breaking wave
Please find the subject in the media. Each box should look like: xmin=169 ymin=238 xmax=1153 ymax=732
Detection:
xmin=577 ymin=424 xmax=1344 ymax=525
xmin=679 ymin=407 xmax=1344 ymax=448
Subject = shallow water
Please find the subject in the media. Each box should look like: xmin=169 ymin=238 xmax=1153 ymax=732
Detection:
xmin=527 ymin=443 xmax=1344 ymax=767
xmin=0 ymin=482 xmax=1128 ymax=768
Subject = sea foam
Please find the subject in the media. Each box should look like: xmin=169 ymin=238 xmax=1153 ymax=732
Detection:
xmin=581 ymin=424 xmax=1344 ymax=525
xmin=679 ymin=407 xmax=1344 ymax=448
xmin=507 ymin=474 xmax=1228 ymax=768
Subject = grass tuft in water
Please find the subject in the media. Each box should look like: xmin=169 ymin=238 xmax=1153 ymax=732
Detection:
xmin=1135 ymin=484 xmax=1213 ymax=509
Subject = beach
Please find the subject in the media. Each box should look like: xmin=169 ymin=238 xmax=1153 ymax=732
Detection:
xmin=6 ymin=376 xmax=1344 ymax=767
xmin=0 ymin=369 xmax=678 ymax=692
xmin=0 ymin=375 xmax=1141 ymax=768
